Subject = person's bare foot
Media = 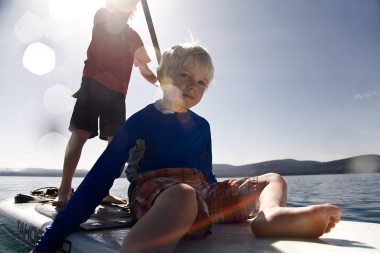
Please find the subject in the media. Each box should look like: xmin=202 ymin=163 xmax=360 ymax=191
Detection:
xmin=251 ymin=203 xmax=340 ymax=238
xmin=52 ymin=188 xmax=73 ymax=207
xmin=101 ymin=194 xmax=127 ymax=205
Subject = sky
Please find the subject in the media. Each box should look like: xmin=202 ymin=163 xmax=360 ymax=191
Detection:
xmin=0 ymin=0 xmax=379 ymax=170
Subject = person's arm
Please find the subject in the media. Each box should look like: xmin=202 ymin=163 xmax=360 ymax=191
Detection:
xmin=138 ymin=63 xmax=159 ymax=86
xmin=134 ymin=47 xmax=159 ymax=86
xmin=32 ymin=124 xmax=132 ymax=253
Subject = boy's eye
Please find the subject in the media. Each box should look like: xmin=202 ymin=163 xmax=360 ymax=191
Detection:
xmin=198 ymin=81 xmax=206 ymax=88
xmin=181 ymin=73 xmax=190 ymax=79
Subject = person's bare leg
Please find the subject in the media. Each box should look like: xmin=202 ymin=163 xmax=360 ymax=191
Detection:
xmin=101 ymin=195 xmax=127 ymax=204
xmin=53 ymin=129 xmax=91 ymax=206
xmin=251 ymin=173 xmax=340 ymax=238
xmin=101 ymin=136 xmax=127 ymax=205
xmin=120 ymin=184 xmax=198 ymax=253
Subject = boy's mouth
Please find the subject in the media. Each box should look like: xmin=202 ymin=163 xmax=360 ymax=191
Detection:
xmin=183 ymin=93 xmax=194 ymax=100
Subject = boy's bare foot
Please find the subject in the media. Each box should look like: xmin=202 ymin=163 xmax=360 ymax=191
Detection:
xmin=52 ymin=188 xmax=73 ymax=207
xmin=251 ymin=203 xmax=340 ymax=238
xmin=101 ymin=194 xmax=127 ymax=205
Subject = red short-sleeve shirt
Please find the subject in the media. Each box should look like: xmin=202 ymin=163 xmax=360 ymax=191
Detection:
xmin=83 ymin=8 xmax=149 ymax=95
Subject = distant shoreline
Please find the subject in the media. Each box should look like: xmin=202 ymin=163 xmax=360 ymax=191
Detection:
xmin=0 ymin=172 xmax=379 ymax=178
xmin=1 ymin=154 xmax=379 ymax=178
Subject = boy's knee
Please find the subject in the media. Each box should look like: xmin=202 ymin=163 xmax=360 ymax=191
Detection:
xmin=167 ymin=183 xmax=197 ymax=202
xmin=262 ymin=173 xmax=287 ymax=187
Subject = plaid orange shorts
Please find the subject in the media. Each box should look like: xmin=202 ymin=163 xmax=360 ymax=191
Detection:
xmin=130 ymin=168 xmax=258 ymax=239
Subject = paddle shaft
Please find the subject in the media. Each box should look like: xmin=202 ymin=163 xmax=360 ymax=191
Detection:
xmin=141 ymin=0 xmax=161 ymax=64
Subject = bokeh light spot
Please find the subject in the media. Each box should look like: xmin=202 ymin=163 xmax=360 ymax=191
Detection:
xmin=14 ymin=11 xmax=43 ymax=43
xmin=37 ymin=132 xmax=67 ymax=168
xmin=43 ymin=16 xmax=72 ymax=42
xmin=23 ymin=42 xmax=56 ymax=75
xmin=43 ymin=84 xmax=74 ymax=115
xmin=48 ymin=0 xmax=75 ymax=23
xmin=347 ymin=155 xmax=380 ymax=173
xmin=154 ymin=85 xmax=163 ymax=100
xmin=161 ymin=83 xmax=184 ymax=106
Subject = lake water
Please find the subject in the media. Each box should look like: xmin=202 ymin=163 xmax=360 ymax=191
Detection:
xmin=0 ymin=173 xmax=379 ymax=253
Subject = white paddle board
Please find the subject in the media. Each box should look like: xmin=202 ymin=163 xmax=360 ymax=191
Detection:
xmin=1 ymin=198 xmax=379 ymax=253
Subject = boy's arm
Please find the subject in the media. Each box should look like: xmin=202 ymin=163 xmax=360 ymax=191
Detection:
xmin=32 ymin=125 xmax=131 ymax=253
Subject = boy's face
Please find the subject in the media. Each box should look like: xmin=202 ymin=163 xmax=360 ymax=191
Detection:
xmin=163 ymin=66 xmax=209 ymax=111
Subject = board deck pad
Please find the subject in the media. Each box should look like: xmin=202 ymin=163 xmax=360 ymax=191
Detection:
xmin=35 ymin=203 xmax=135 ymax=230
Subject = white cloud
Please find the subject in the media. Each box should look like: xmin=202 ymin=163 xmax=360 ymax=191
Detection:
xmin=354 ymin=91 xmax=379 ymax=100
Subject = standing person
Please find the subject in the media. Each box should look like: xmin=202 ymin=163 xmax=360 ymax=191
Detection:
xmin=31 ymin=43 xmax=340 ymax=253
xmin=53 ymin=0 xmax=158 ymax=207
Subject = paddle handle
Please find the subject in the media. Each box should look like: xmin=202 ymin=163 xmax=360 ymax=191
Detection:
xmin=141 ymin=0 xmax=161 ymax=64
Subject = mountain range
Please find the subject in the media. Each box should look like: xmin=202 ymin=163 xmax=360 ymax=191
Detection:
xmin=213 ymin=154 xmax=380 ymax=177
xmin=0 ymin=154 xmax=379 ymax=177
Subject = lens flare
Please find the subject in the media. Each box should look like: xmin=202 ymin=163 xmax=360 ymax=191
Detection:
xmin=48 ymin=0 xmax=75 ymax=23
xmin=161 ymin=83 xmax=183 ymax=105
xmin=347 ymin=155 xmax=380 ymax=173
xmin=49 ymin=0 xmax=106 ymax=23
xmin=23 ymin=42 xmax=56 ymax=75
xmin=37 ymin=132 xmax=67 ymax=168
xmin=43 ymin=84 xmax=74 ymax=115
xmin=43 ymin=16 xmax=72 ymax=42
xmin=125 ymin=193 xmax=258 ymax=251
xmin=14 ymin=11 xmax=43 ymax=43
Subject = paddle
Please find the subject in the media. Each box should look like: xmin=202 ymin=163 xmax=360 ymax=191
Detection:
xmin=141 ymin=0 xmax=161 ymax=64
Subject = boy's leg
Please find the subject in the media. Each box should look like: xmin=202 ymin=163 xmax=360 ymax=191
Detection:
xmin=100 ymin=136 xmax=127 ymax=205
xmin=205 ymin=177 xmax=259 ymax=224
xmin=53 ymin=129 xmax=91 ymax=206
xmin=96 ymin=83 xmax=127 ymax=205
xmin=120 ymin=183 xmax=198 ymax=253
xmin=251 ymin=173 xmax=340 ymax=238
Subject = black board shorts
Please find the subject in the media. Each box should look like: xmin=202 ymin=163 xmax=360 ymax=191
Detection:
xmin=69 ymin=77 xmax=126 ymax=140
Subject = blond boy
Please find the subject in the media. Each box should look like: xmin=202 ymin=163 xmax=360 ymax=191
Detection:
xmin=32 ymin=43 xmax=340 ymax=253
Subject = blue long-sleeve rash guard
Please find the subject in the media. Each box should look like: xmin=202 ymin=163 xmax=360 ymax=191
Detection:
xmin=33 ymin=103 xmax=216 ymax=252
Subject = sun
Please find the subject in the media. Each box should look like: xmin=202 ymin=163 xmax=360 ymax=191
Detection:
xmin=46 ymin=0 xmax=160 ymax=65
xmin=48 ymin=0 xmax=106 ymax=23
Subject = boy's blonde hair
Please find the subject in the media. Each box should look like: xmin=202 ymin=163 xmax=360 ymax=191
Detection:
xmin=157 ymin=43 xmax=214 ymax=86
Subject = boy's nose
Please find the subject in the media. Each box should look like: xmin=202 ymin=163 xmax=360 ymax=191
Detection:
xmin=186 ymin=78 xmax=197 ymax=88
